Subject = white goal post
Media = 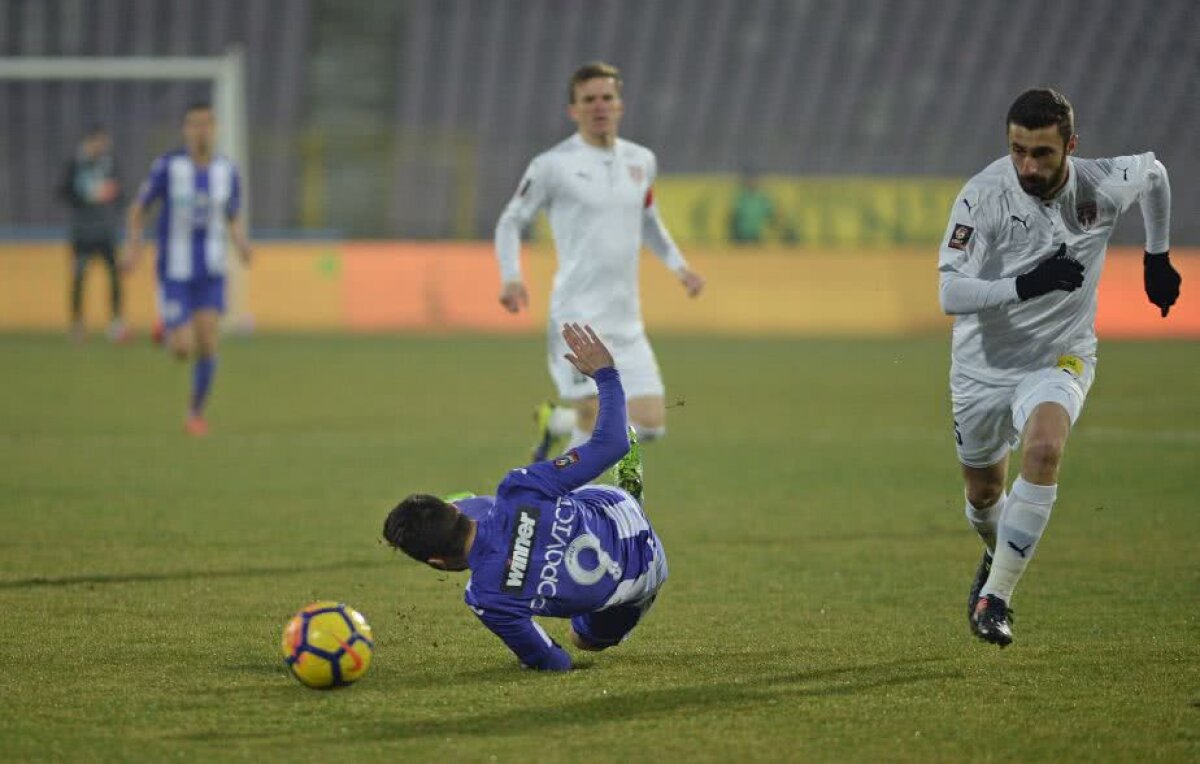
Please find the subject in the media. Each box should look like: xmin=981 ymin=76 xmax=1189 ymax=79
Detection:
xmin=0 ymin=47 xmax=252 ymax=329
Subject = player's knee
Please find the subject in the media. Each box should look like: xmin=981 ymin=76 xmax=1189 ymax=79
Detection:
xmin=1022 ymin=437 xmax=1064 ymax=478
xmin=169 ymin=337 xmax=191 ymax=361
xmin=967 ymin=481 xmax=1004 ymax=509
xmin=568 ymin=628 xmax=606 ymax=652
xmin=628 ymin=398 xmax=666 ymax=439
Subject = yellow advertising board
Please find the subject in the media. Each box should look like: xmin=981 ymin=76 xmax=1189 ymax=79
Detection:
xmin=4 ymin=242 xmax=1197 ymax=338
xmin=532 ymin=175 xmax=963 ymax=247
xmin=655 ymin=175 xmax=964 ymax=247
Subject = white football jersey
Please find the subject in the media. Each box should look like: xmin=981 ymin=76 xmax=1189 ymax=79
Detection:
xmin=495 ymin=134 xmax=687 ymax=338
xmin=938 ymin=152 xmax=1168 ymax=384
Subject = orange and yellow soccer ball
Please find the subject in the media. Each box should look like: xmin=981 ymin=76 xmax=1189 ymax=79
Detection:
xmin=281 ymin=601 xmax=374 ymax=689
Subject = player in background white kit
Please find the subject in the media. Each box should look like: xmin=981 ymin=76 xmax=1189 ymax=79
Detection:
xmin=494 ymin=62 xmax=705 ymax=461
xmin=939 ymin=89 xmax=1180 ymax=646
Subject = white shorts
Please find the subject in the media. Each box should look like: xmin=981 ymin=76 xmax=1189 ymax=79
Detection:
xmin=951 ymin=355 xmax=1096 ymax=468
xmin=548 ymin=329 xmax=665 ymax=401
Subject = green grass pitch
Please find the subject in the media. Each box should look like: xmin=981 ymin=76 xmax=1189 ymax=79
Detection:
xmin=0 ymin=334 xmax=1196 ymax=761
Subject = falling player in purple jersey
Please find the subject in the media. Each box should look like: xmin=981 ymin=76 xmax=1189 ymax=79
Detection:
xmin=383 ymin=323 xmax=664 ymax=671
xmin=123 ymin=102 xmax=252 ymax=436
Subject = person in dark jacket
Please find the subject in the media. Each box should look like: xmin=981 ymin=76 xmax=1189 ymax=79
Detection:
xmin=60 ymin=125 xmax=125 ymax=342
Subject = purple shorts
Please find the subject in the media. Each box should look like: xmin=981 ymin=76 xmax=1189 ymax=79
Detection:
xmin=158 ymin=277 xmax=225 ymax=330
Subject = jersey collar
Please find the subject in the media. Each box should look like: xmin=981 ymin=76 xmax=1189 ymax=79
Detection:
xmin=571 ymin=132 xmax=619 ymax=156
xmin=466 ymin=507 xmax=498 ymax=571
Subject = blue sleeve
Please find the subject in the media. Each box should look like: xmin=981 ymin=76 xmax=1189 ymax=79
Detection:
xmin=466 ymin=601 xmax=572 ymax=671
xmin=453 ymin=496 xmax=496 ymax=522
xmin=226 ymin=166 xmax=242 ymax=219
xmin=136 ymin=157 xmax=167 ymax=207
xmin=520 ymin=367 xmax=628 ymax=495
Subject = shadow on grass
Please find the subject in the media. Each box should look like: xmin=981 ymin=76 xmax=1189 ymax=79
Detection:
xmin=0 ymin=558 xmax=389 ymax=589
xmin=372 ymin=656 xmax=963 ymax=741
xmin=161 ymin=657 xmax=963 ymax=745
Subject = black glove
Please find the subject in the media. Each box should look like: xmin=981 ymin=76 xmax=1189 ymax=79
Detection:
xmin=1015 ymin=243 xmax=1085 ymax=301
xmin=1144 ymin=251 xmax=1181 ymax=318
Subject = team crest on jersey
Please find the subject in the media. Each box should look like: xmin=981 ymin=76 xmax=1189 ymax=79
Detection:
xmin=627 ymin=164 xmax=644 ymax=183
xmin=1075 ymin=200 xmax=1098 ymax=230
xmin=948 ymin=224 xmax=974 ymax=251
xmin=553 ymin=451 xmax=581 ymax=470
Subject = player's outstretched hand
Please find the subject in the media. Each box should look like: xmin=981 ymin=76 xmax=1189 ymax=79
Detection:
xmin=562 ymin=323 xmax=614 ymax=378
xmin=678 ymin=267 xmax=705 ymax=298
xmin=499 ymin=282 xmax=529 ymax=314
xmin=1144 ymin=251 xmax=1181 ymax=318
xmin=1015 ymin=243 xmax=1085 ymax=301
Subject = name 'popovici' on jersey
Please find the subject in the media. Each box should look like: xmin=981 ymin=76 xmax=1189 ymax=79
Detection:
xmin=458 ymin=367 xmax=666 ymax=670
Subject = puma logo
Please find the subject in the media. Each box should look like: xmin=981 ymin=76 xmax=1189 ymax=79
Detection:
xmin=1007 ymin=540 xmax=1033 ymax=558
xmin=961 ymin=198 xmax=976 ymax=215
xmin=1010 ymin=214 xmax=1030 ymax=231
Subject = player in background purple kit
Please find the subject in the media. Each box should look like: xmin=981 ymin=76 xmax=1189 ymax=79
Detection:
xmin=124 ymin=102 xmax=252 ymax=436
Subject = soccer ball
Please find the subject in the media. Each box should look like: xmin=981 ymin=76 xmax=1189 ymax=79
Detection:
xmin=281 ymin=601 xmax=374 ymax=689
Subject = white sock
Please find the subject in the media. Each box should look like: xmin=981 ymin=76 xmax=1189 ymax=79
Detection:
xmin=964 ymin=491 xmax=1005 ymax=553
xmin=981 ymin=477 xmax=1056 ymax=602
xmin=567 ymin=427 xmax=590 ymax=450
xmin=632 ymin=423 xmax=666 ymax=442
xmin=547 ymin=406 xmax=576 ymax=438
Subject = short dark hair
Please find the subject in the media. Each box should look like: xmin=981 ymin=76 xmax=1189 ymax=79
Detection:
xmin=382 ymin=494 xmax=471 ymax=563
xmin=85 ymin=123 xmax=108 ymax=138
xmin=568 ymin=61 xmax=622 ymax=104
xmin=1007 ymin=88 xmax=1074 ymax=147
xmin=184 ymin=100 xmax=213 ymax=118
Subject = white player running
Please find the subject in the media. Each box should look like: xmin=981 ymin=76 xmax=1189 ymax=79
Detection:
xmin=939 ymin=88 xmax=1179 ymax=646
xmin=494 ymin=61 xmax=705 ymax=461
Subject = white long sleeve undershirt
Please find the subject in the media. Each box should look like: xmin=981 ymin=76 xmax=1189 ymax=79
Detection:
xmin=939 ymin=273 xmax=1021 ymax=316
xmin=494 ymin=206 xmax=526 ymax=284
xmin=1141 ymin=159 xmax=1171 ymax=254
xmin=642 ymin=203 xmax=687 ymax=272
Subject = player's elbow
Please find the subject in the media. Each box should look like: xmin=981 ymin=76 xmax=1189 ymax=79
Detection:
xmin=940 ymin=300 xmax=962 ymax=317
xmin=597 ymin=433 xmax=630 ymax=466
xmin=494 ymin=211 xmax=525 ymax=241
xmin=939 ymin=280 xmax=965 ymax=316
xmin=938 ymin=290 xmax=956 ymax=316
xmin=527 ymin=648 xmax=573 ymax=671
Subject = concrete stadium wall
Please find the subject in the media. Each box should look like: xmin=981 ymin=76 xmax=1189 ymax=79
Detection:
xmin=2 ymin=242 xmax=1196 ymax=337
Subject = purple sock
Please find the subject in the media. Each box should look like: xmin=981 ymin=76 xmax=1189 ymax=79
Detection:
xmin=191 ymin=356 xmax=216 ymax=416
